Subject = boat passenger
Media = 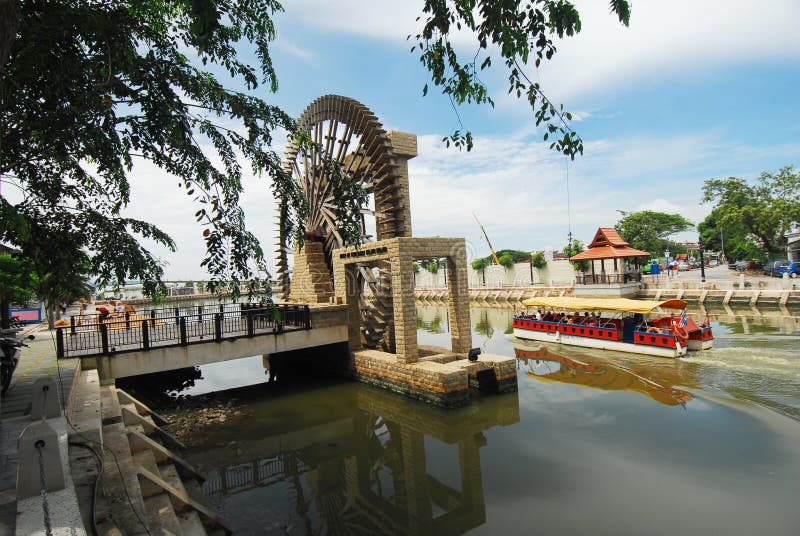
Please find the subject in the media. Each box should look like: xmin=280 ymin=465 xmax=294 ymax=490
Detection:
xmin=535 ymin=310 xmax=543 ymax=320
xmin=569 ymin=312 xmax=581 ymax=324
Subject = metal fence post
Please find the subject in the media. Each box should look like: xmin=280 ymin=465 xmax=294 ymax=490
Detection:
xmin=125 ymin=311 xmax=131 ymax=330
xmin=150 ymin=309 xmax=156 ymax=327
xmin=305 ymin=305 xmax=311 ymax=329
xmin=141 ymin=320 xmax=150 ymax=351
xmin=174 ymin=307 xmax=180 ymax=325
xmin=214 ymin=313 xmax=222 ymax=342
xmin=55 ymin=328 xmax=64 ymax=359
xmin=246 ymin=311 xmax=254 ymax=337
xmin=70 ymin=315 xmax=76 ymax=336
xmin=197 ymin=305 xmax=203 ymax=323
xmin=179 ymin=317 xmax=187 ymax=346
xmin=100 ymin=323 xmax=109 ymax=355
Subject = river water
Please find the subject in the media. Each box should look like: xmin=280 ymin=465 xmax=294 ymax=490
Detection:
xmin=144 ymin=304 xmax=800 ymax=535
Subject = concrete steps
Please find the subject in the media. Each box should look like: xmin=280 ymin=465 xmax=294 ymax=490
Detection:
xmin=95 ymin=386 xmax=231 ymax=535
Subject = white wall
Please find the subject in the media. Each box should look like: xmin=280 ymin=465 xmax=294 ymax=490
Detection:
xmin=418 ymin=259 xmax=578 ymax=288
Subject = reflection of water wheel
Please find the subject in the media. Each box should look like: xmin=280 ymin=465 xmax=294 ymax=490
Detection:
xmin=276 ymin=95 xmax=408 ymax=350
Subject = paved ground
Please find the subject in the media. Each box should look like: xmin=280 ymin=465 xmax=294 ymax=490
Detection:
xmin=0 ymin=325 xmax=78 ymax=534
xmin=644 ymin=264 xmax=795 ymax=286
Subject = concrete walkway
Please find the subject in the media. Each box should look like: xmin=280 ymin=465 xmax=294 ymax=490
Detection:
xmin=0 ymin=325 xmax=78 ymax=534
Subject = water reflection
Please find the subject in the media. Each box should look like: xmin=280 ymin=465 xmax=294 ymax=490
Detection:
xmin=416 ymin=303 xmax=800 ymax=419
xmin=191 ymin=384 xmax=519 ymax=535
xmin=514 ymin=345 xmax=693 ymax=406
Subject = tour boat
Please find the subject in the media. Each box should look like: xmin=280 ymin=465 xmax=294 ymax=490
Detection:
xmin=512 ymin=297 xmax=714 ymax=358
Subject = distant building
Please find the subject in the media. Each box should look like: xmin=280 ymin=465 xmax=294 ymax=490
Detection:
xmin=569 ymin=227 xmax=649 ymax=297
xmin=787 ymin=229 xmax=800 ymax=262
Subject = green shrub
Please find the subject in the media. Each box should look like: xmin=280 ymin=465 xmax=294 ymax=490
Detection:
xmin=498 ymin=253 xmax=514 ymax=269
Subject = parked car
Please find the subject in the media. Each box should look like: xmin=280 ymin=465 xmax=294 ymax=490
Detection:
xmin=773 ymin=260 xmax=791 ymax=277
xmin=763 ymin=259 xmax=790 ymax=277
xmin=736 ymin=260 xmax=755 ymax=271
xmin=787 ymin=262 xmax=800 ymax=278
xmin=709 ymin=259 xmax=719 ymax=267
xmin=678 ymin=262 xmax=690 ymax=271
xmin=728 ymin=261 xmax=739 ymax=270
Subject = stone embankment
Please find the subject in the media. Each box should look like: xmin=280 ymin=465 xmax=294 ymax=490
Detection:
xmin=416 ymin=283 xmax=800 ymax=307
xmin=66 ymin=363 xmax=232 ymax=535
xmin=416 ymin=286 xmax=574 ymax=302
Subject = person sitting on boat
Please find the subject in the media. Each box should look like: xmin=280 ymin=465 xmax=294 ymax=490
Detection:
xmin=535 ymin=310 xmax=543 ymax=320
xmin=569 ymin=312 xmax=581 ymax=324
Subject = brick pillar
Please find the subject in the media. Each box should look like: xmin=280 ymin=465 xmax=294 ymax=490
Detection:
xmin=446 ymin=243 xmax=472 ymax=354
xmin=288 ymin=242 xmax=333 ymax=303
xmin=344 ymin=265 xmax=362 ymax=352
xmin=391 ymin=255 xmax=418 ymax=363
xmin=386 ymin=131 xmax=417 ymax=238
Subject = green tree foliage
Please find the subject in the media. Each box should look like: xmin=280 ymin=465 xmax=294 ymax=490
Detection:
xmin=0 ymin=251 xmax=38 ymax=329
xmin=498 ymin=253 xmax=514 ymax=269
xmin=2 ymin=0 xmax=631 ymax=300
xmin=412 ymin=1 xmax=630 ymax=156
xmin=423 ymin=259 xmax=442 ymax=273
xmin=0 ymin=252 xmax=37 ymax=304
xmin=702 ymin=166 xmax=800 ymax=257
xmin=473 ymin=249 xmax=530 ymax=269
xmin=697 ymin=208 xmax=758 ymax=261
xmin=563 ymin=238 xmax=585 ymax=270
xmin=531 ymin=251 xmax=547 ymax=269
xmin=471 ymin=257 xmax=490 ymax=271
xmin=614 ymin=210 xmax=694 ymax=255
xmin=0 ymin=0 xmax=361 ymax=299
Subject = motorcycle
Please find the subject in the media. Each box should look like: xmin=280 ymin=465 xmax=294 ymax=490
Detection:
xmin=1 ymin=334 xmax=35 ymax=394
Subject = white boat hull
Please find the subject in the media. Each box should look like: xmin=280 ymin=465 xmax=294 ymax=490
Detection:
xmin=687 ymin=339 xmax=713 ymax=351
xmin=513 ymin=328 xmax=687 ymax=358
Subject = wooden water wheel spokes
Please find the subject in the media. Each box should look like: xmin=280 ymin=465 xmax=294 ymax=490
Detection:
xmin=277 ymin=95 xmax=407 ymax=351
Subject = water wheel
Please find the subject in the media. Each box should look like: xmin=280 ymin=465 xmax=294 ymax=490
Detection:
xmin=276 ymin=95 xmax=408 ymax=351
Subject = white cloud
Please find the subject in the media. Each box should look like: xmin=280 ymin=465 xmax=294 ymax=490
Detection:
xmin=275 ymin=41 xmax=316 ymax=63
xmin=534 ymin=0 xmax=800 ymax=101
xmin=282 ymin=0 xmax=800 ymax=106
xmin=408 ymin=128 xmax=799 ymax=256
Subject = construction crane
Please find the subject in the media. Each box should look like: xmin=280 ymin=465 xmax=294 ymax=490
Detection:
xmin=472 ymin=211 xmax=500 ymax=265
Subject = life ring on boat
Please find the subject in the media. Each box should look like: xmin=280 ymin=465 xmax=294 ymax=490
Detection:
xmin=670 ymin=324 xmax=688 ymax=345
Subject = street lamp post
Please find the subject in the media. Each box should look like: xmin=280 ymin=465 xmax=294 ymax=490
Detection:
xmin=699 ymin=241 xmax=706 ymax=282
xmin=665 ymin=249 xmax=670 ymax=278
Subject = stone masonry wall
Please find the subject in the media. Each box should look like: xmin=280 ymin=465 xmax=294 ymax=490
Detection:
xmin=289 ymin=241 xmax=333 ymax=304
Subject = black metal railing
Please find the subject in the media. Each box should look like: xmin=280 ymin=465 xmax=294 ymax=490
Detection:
xmin=68 ymin=301 xmax=274 ymax=331
xmin=576 ymin=273 xmax=642 ymax=285
xmin=56 ymin=304 xmax=311 ymax=358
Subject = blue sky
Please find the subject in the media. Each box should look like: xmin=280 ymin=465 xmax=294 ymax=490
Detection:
xmin=123 ymin=0 xmax=800 ymax=279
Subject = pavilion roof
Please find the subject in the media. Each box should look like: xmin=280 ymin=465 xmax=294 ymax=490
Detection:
xmin=570 ymin=226 xmax=651 ymax=261
xmin=569 ymin=246 xmax=651 ymax=261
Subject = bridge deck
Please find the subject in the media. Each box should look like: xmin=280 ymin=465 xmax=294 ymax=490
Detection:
xmin=56 ymin=304 xmax=311 ymax=359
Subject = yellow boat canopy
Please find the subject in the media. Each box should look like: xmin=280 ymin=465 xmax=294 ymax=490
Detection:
xmin=520 ymin=297 xmax=686 ymax=314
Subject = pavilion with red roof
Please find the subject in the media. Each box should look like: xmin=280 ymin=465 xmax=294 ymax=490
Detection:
xmin=569 ymin=227 xmax=651 ymax=296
